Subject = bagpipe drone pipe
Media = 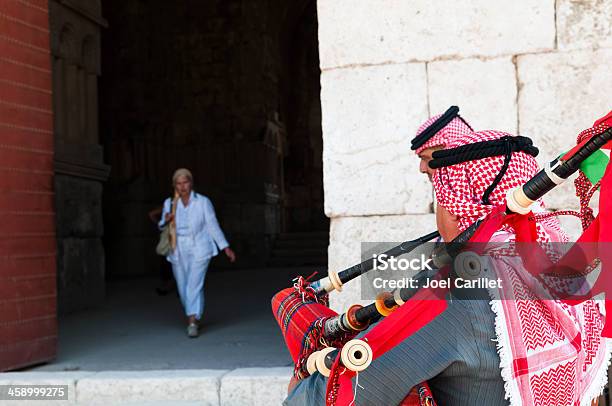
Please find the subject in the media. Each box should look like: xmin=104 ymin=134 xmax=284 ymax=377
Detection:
xmin=270 ymin=231 xmax=440 ymax=377
xmin=307 ymin=230 xmax=441 ymax=296
xmin=272 ymin=111 xmax=612 ymax=405
xmin=271 ymin=231 xmax=443 ymax=405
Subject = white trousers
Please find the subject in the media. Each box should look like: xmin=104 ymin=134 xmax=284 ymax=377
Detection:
xmin=172 ymin=236 xmax=211 ymax=320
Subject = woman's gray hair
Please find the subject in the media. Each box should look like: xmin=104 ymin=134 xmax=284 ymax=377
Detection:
xmin=172 ymin=168 xmax=193 ymax=185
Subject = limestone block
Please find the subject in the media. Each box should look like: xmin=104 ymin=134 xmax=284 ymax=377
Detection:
xmin=321 ymin=63 xmax=431 ymax=217
xmin=557 ymin=0 xmax=612 ymax=50
xmin=328 ymin=214 xmax=436 ymax=312
xmin=517 ymin=48 xmax=612 ymax=209
xmin=317 ymin=0 xmax=555 ymax=69
xmin=76 ymin=370 xmax=225 ymax=406
xmin=219 ymin=367 xmax=292 ymax=406
xmin=428 ymin=57 xmax=518 ymax=134
xmin=0 ymin=371 xmax=93 ymax=406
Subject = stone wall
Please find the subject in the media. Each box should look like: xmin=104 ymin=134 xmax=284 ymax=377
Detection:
xmin=318 ymin=0 xmax=612 ymax=311
xmin=49 ymin=0 xmax=109 ymax=313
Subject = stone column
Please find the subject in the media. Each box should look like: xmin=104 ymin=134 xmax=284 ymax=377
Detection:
xmin=49 ymin=0 xmax=110 ymax=314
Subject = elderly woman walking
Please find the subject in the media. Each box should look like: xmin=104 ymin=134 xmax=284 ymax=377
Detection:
xmin=159 ymin=168 xmax=236 ymax=337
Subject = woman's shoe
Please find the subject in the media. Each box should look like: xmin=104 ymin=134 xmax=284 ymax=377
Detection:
xmin=187 ymin=323 xmax=199 ymax=338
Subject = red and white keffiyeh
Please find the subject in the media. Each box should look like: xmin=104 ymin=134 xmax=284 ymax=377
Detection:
xmin=429 ymin=126 xmax=566 ymax=242
xmin=414 ymin=114 xmax=474 ymax=154
xmin=489 ymin=250 xmax=609 ymax=406
xmin=426 ymin=124 xmax=610 ymax=405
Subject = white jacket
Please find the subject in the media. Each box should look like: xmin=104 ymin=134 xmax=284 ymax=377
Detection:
xmin=159 ymin=192 xmax=229 ymax=262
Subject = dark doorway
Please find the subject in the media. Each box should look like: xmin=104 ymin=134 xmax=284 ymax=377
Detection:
xmin=280 ymin=0 xmax=327 ymax=234
xmin=98 ymin=0 xmax=327 ymax=276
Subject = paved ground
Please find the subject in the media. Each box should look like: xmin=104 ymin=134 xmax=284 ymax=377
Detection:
xmin=27 ymin=267 xmax=316 ymax=371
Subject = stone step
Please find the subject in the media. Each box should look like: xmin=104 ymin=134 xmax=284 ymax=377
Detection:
xmin=0 ymin=368 xmax=292 ymax=406
xmin=104 ymin=402 xmax=203 ymax=406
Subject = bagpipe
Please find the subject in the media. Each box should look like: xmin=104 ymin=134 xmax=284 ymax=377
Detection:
xmin=307 ymin=231 xmax=440 ymax=297
xmin=271 ymin=231 xmax=444 ymax=405
xmin=271 ymin=231 xmax=440 ymax=372
xmin=272 ymin=111 xmax=612 ymax=406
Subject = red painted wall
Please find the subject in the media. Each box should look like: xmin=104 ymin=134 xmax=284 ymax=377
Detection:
xmin=0 ymin=0 xmax=57 ymax=371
